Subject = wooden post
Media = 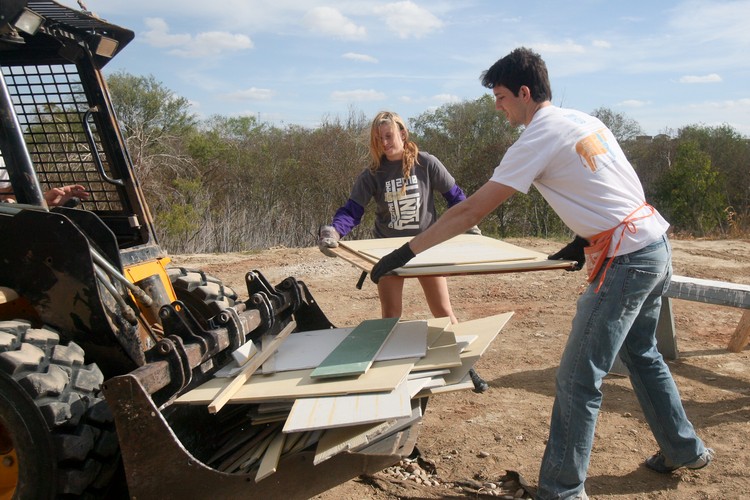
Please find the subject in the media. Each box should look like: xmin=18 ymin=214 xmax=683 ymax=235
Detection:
xmin=655 ymin=297 xmax=678 ymax=360
xmin=727 ymin=310 xmax=750 ymax=353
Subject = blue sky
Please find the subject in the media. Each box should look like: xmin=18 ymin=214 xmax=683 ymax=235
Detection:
xmin=59 ymin=0 xmax=750 ymax=136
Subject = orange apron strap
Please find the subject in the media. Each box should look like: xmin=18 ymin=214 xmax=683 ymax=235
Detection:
xmin=585 ymin=203 xmax=656 ymax=292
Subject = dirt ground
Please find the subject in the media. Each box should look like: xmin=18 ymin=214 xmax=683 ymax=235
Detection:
xmin=173 ymin=237 xmax=750 ymax=500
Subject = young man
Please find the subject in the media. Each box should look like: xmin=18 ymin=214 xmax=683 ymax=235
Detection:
xmin=370 ymin=47 xmax=711 ymax=500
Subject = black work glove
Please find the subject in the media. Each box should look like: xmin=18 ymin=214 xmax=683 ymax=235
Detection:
xmin=548 ymin=235 xmax=588 ymax=271
xmin=370 ymin=242 xmax=415 ymax=283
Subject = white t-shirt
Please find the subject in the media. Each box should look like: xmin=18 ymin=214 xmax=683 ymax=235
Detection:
xmin=490 ymin=105 xmax=669 ymax=256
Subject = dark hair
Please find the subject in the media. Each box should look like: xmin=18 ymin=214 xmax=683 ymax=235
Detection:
xmin=480 ymin=47 xmax=552 ymax=102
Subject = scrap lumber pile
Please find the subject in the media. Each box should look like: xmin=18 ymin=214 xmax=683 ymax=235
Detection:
xmin=175 ymin=312 xmax=512 ymax=482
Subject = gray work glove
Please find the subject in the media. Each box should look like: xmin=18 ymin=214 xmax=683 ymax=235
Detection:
xmin=370 ymin=242 xmax=415 ymax=283
xmin=318 ymin=225 xmax=340 ymax=257
xmin=466 ymin=225 xmax=482 ymax=235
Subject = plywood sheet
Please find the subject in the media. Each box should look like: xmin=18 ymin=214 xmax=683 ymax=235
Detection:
xmin=252 ymin=320 xmax=426 ymax=375
xmin=334 ymin=234 xmax=574 ymax=277
xmin=310 ymin=317 xmax=399 ymax=379
xmin=418 ymin=312 xmax=514 ymax=389
xmin=255 ymin=430 xmax=285 ymax=482
xmin=314 ymin=402 xmax=423 ymax=465
xmin=175 ymin=357 xmax=416 ymax=405
xmin=350 ymin=234 xmax=537 ymax=267
xmin=446 ymin=312 xmax=513 ymax=357
xmin=412 ymin=343 xmax=462 ymax=371
xmin=262 ymin=328 xmax=350 ymax=374
xmin=377 ymin=320 xmax=428 ymax=361
xmin=429 ymin=329 xmax=457 ymax=348
xmin=415 ymin=373 xmax=474 ymax=397
xmin=283 ymin=379 xmax=412 ymax=433
xmin=313 ymin=421 xmax=394 ymax=465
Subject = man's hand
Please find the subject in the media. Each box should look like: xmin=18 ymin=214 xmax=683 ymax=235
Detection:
xmin=370 ymin=242 xmax=415 ymax=283
xmin=548 ymin=235 xmax=588 ymax=271
xmin=44 ymin=184 xmax=90 ymax=207
xmin=318 ymin=225 xmax=340 ymax=257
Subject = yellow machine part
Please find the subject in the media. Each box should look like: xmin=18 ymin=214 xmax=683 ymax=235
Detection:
xmin=0 ymin=423 xmax=18 ymax=500
xmin=123 ymin=257 xmax=177 ymax=326
xmin=124 ymin=257 xmax=176 ymax=301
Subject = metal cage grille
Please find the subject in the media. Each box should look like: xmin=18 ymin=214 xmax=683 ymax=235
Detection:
xmin=1 ymin=63 xmax=123 ymax=210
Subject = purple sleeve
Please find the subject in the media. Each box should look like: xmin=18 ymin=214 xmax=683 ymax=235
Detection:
xmin=331 ymin=199 xmax=365 ymax=237
xmin=441 ymin=184 xmax=467 ymax=208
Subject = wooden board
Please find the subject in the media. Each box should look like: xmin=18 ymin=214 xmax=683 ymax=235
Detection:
xmin=174 ymin=357 xmax=416 ymax=405
xmin=310 ymin=317 xmax=399 ymax=379
xmin=665 ymin=274 xmax=750 ymax=308
xmin=313 ymin=402 xmax=423 ymax=465
xmin=446 ymin=312 xmax=513 ymax=357
xmin=415 ymin=373 xmax=474 ymax=397
xmin=261 ymin=328 xmax=350 ymax=375
xmin=377 ymin=320 xmax=428 ymax=361
xmin=208 ymin=321 xmax=295 ymax=414
xmin=282 ymin=379 xmax=412 ymax=433
xmin=429 ymin=329 xmax=457 ymax=348
xmin=411 ymin=343 xmax=462 ymax=372
xmin=422 ymin=313 xmax=514 ymax=388
xmin=313 ymin=421 xmax=395 ymax=466
xmin=255 ymin=430 xmax=285 ymax=482
xmin=251 ymin=320 xmax=427 ymax=375
xmin=335 ymin=234 xmax=576 ymax=277
xmin=353 ymin=234 xmax=536 ymax=267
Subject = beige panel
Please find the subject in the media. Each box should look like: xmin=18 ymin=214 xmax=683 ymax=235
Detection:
xmin=175 ymin=357 xmax=416 ymax=405
xmin=335 ymin=234 xmax=575 ymax=276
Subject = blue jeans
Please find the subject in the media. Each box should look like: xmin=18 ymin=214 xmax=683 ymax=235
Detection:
xmin=536 ymin=235 xmax=705 ymax=500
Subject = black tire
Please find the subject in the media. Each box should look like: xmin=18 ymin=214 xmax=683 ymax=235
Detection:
xmin=0 ymin=320 xmax=121 ymax=499
xmin=167 ymin=268 xmax=239 ymax=326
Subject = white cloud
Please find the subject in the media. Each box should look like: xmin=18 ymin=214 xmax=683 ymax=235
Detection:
xmin=330 ymin=89 xmax=386 ymax=102
xmin=592 ymin=40 xmax=611 ymax=49
xmin=223 ymin=88 xmax=276 ymax=101
xmin=143 ymin=18 xmax=190 ymax=47
xmin=373 ymin=1 xmax=443 ymax=39
xmin=432 ymin=94 xmax=461 ymax=104
xmin=668 ymin=0 xmax=750 ymax=46
xmin=343 ymin=52 xmax=378 ymax=63
xmin=143 ymin=17 xmax=252 ymax=58
xmin=618 ymin=100 xmax=650 ymax=108
xmin=535 ymin=39 xmax=586 ymax=54
xmin=304 ymin=7 xmax=366 ymax=39
xmin=676 ymin=98 xmax=750 ymax=136
xmin=679 ymin=73 xmax=722 ymax=83
xmin=693 ymin=97 xmax=750 ymax=110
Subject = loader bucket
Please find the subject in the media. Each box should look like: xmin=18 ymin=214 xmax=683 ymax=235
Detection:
xmin=103 ymin=373 xmax=422 ymax=499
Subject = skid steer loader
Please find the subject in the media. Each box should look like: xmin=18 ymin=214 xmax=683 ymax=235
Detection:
xmin=0 ymin=2 xmax=423 ymax=498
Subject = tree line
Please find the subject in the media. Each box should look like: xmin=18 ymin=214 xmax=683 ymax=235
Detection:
xmin=106 ymin=71 xmax=750 ymax=254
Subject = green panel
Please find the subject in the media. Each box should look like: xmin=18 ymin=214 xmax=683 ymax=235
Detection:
xmin=310 ymin=317 xmax=400 ymax=379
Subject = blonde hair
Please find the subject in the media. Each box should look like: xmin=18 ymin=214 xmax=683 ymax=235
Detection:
xmin=368 ymin=111 xmax=419 ymax=193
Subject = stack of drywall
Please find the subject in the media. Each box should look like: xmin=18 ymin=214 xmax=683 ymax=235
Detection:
xmin=175 ymin=312 xmax=512 ymax=481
